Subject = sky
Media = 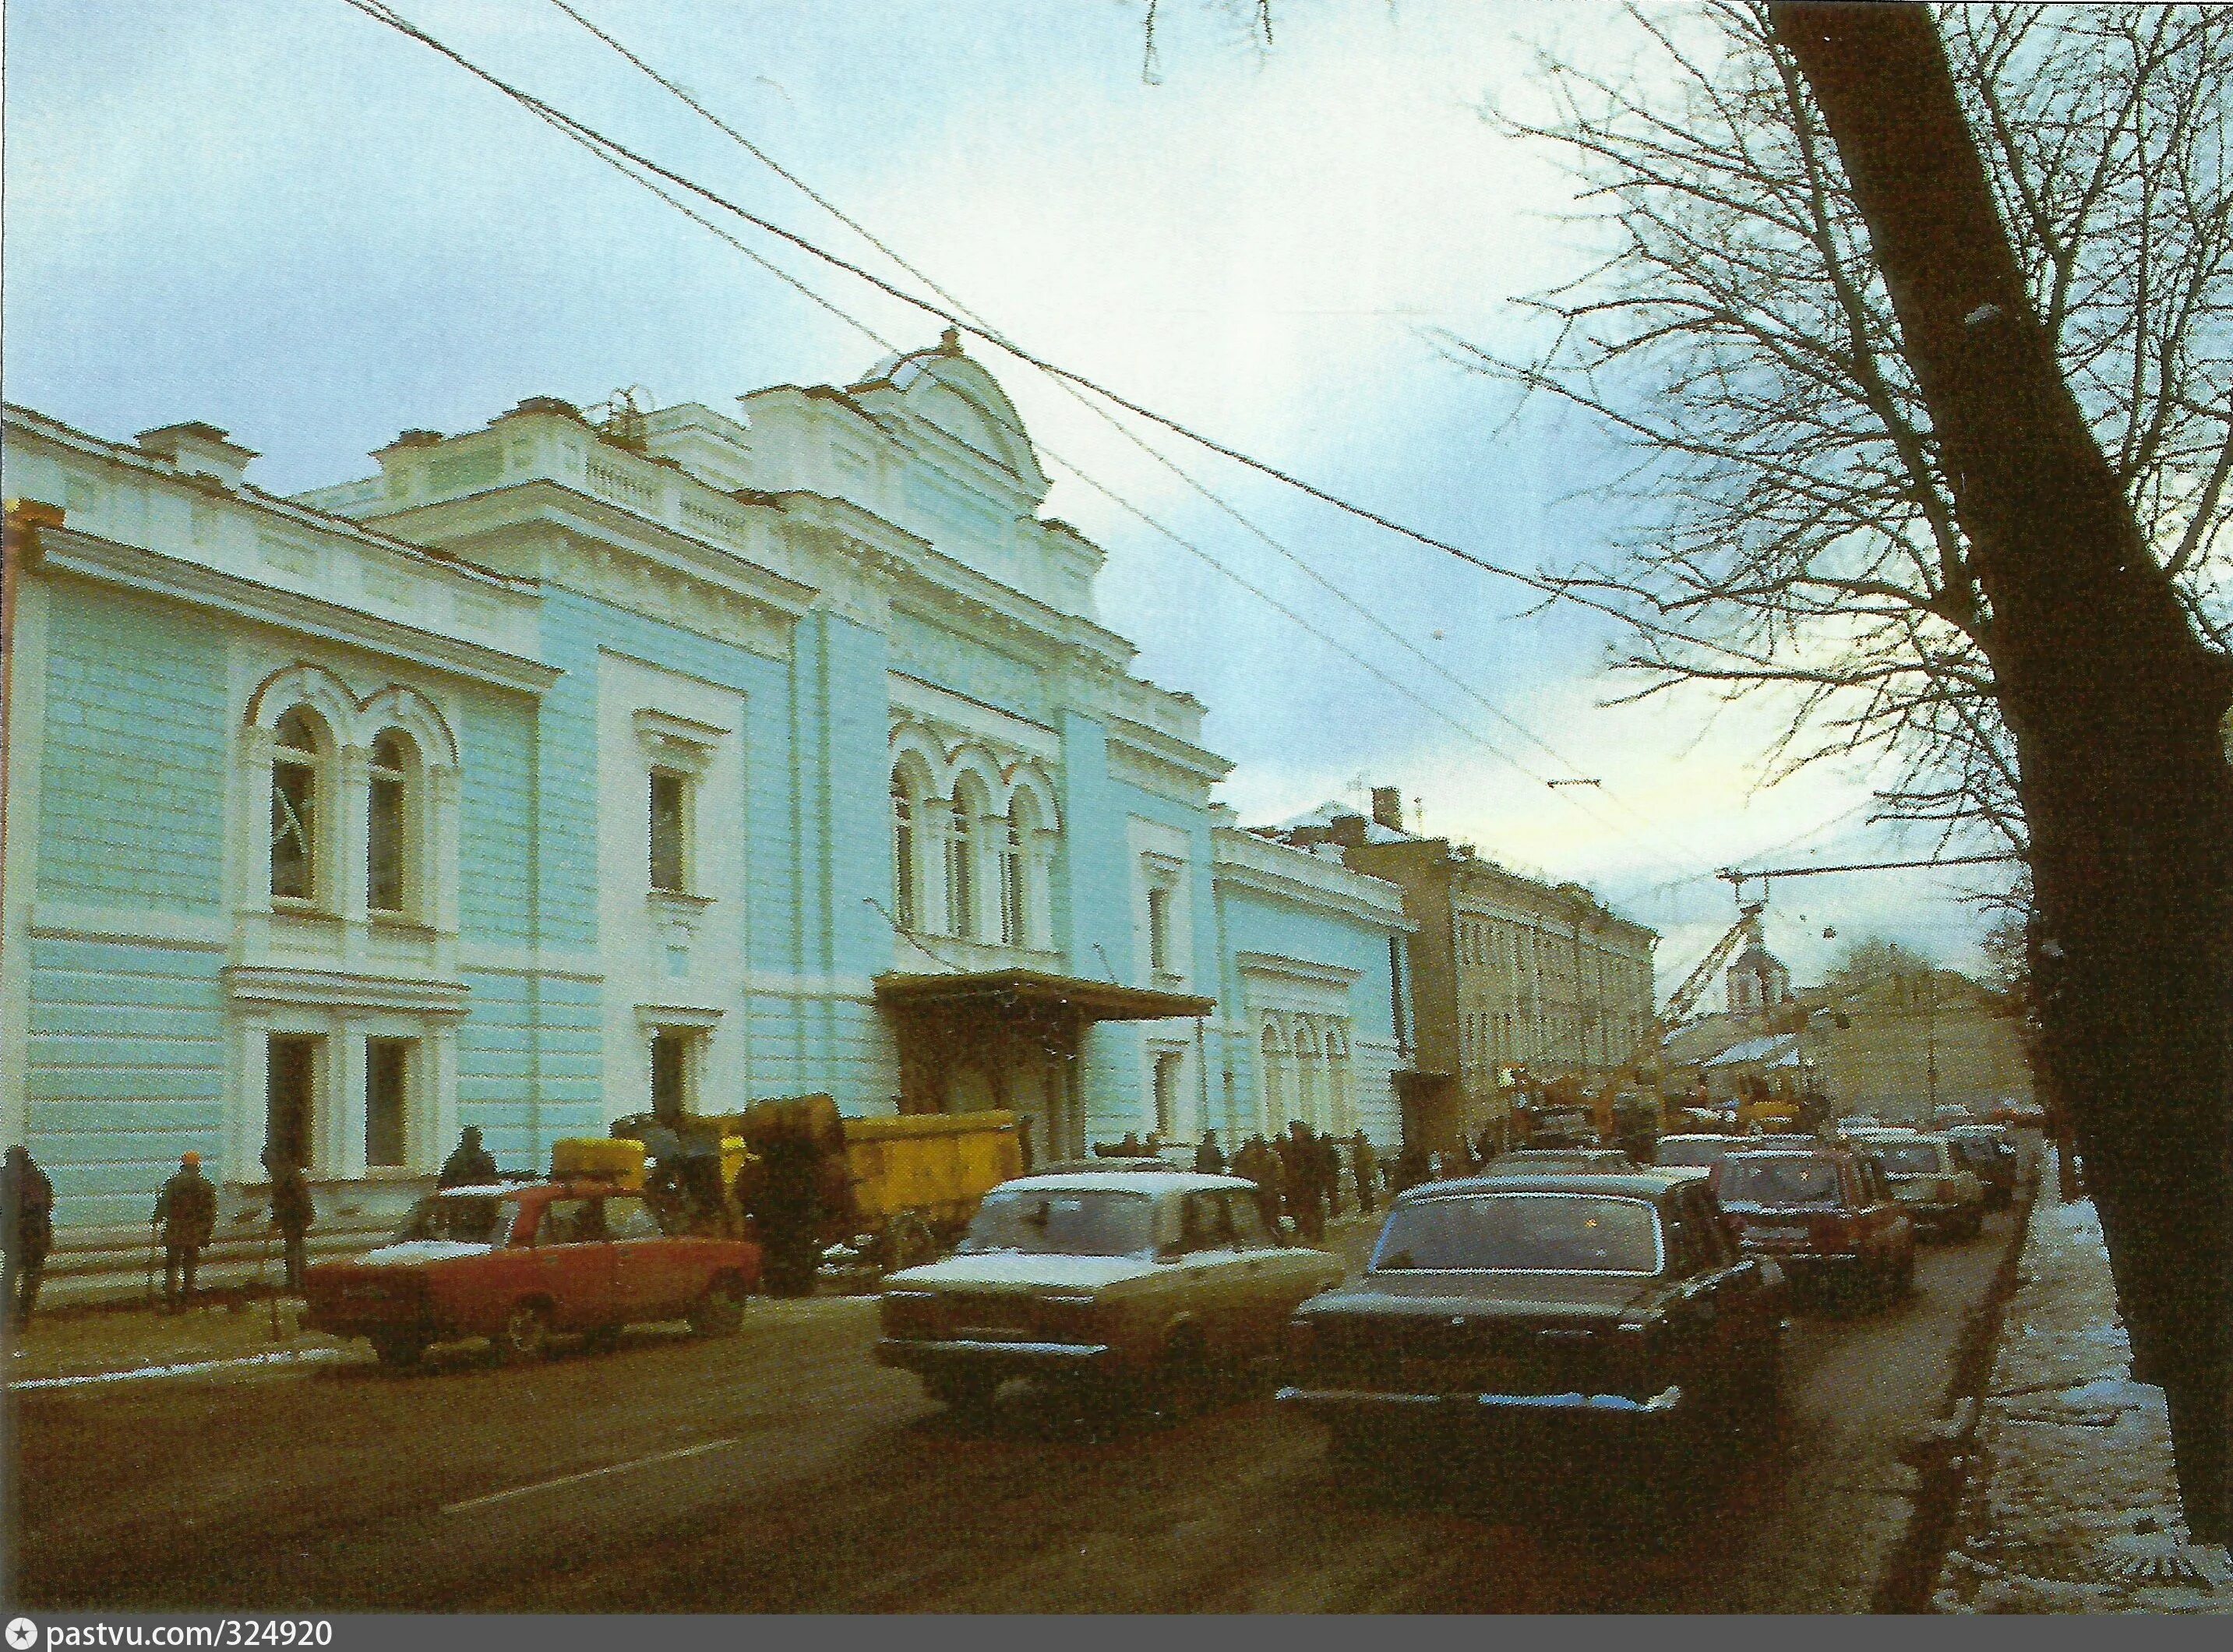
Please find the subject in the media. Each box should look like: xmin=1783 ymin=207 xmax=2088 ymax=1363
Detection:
xmin=0 ymin=0 xmax=2019 ymax=993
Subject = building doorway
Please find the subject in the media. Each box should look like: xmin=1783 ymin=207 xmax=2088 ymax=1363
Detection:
xmin=267 ymin=1035 xmax=321 ymax=1174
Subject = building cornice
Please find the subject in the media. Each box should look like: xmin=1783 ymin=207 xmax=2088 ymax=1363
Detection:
xmin=224 ymin=965 xmax=471 ymax=1016
xmin=34 ymin=527 xmax=559 ymax=697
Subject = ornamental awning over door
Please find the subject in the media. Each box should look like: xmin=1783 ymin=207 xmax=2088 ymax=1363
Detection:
xmin=873 ymin=970 xmax=1215 ymax=1156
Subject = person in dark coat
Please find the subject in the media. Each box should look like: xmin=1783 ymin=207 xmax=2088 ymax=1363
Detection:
xmin=1194 ymin=1128 xmax=1226 ymax=1175
xmin=266 ymin=1154 xmax=314 ymax=1294
xmin=153 ymin=1152 xmax=217 ymax=1311
xmin=1390 ymin=1143 xmax=1432 ymax=1196
xmin=1279 ymin=1124 xmax=1325 ymax=1243
xmin=438 ymin=1126 xmax=498 ymax=1189
xmin=2 ymin=1145 xmax=55 ymax=1332
xmin=1235 ymin=1135 xmax=1282 ymax=1234
xmin=1315 ymin=1130 xmax=1344 ymax=1220
xmin=1349 ymin=1131 xmax=1378 ymax=1217
xmin=753 ymin=1134 xmax=824 ymax=1297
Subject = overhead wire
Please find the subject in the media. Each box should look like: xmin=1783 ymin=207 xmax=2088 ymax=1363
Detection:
xmin=335 ymin=0 xmax=1794 ymax=683
xmin=338 ymin=0 xmax=1713 ymax=879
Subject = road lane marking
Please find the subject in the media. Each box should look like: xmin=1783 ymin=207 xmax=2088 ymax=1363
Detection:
xmin=8 ymin=1347 xmax=350 ymax=1390
xmin=442 ymin=1438 xmax=743 ymax=1513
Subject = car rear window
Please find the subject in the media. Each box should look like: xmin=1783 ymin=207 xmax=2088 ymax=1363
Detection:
xmin=1653 ymin=1138 xmax=1733 ymax=1167
xmin=1720 ymin=1157 xmax=1843 ymax=1208
xmin=957 ymin=1189 xmax=1158 ymax=1258
xmin=1372 ymin=1193 xmax=1662 ymax=1274
xmin=1877 ymin=1142 xmax=1945 ymax=1177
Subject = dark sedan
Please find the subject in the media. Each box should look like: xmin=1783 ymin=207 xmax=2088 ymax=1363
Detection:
xmin=1276 ymin=1171 xmax=1783 ymax=1468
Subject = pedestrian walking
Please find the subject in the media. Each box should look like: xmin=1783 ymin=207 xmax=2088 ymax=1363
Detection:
xmin=1236 ymin=1135 xmax=1282 ymax=1234
xmin=438 ymin=1125 xmax=498 ymax=1189
xmin=1315 ymin=1129 xmax=1344 ymax=1219
xmin=1194 ymin=1128 xmax=1226 ymax=1175
xmin=1349 ymin=1131 xmax=1378 ymax=1217
xmin=2 ymin=1145 xmax=55 ymax=1333
xmin=266 ymin=1153 xmax=314 ymax=1294
xmin=153 ymin=1152 xmax=217 ymax=1311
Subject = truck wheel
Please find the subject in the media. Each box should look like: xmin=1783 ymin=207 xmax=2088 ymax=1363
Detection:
xmin=372 ymin=1335 xmax=425 ymax=1369
xmin=494 ymin=1301 xmax=552 ymax=1365
xmin=688 ymin=1276 xmax=746 ymax=1337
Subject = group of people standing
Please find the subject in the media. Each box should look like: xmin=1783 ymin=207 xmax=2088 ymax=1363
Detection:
xmin=1200 ymin=1121 xmax=1378 ymax=1244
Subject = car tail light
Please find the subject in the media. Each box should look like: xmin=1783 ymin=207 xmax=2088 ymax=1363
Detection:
xmin=1808 ymin=1213 xmax=1858 ymax=1254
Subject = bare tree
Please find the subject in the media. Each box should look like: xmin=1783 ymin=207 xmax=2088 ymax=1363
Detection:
xmin=1448 ymin=3 xmax=2233 ymax=858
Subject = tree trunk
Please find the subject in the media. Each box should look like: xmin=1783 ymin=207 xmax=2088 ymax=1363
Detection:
xmin=1773 ymin=2 xmax=2233 ymax=1541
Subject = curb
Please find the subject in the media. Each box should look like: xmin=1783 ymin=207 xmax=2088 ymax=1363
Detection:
xmin=1871 ymin=1190 xmax=2035 ymax=1612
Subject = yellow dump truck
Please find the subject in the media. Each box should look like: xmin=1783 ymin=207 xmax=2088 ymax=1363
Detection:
xmin=617 ymin=1096 xmax=1023 ymax=1270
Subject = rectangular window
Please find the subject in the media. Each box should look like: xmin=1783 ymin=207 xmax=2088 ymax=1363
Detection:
xmin=650 ymin=1029 xmax=691 ymax=1121
xmin=649 ymin=771 xmax=687 ymax=893
xmin=1153 ymin=1050 xmax=1184 ymax=1138
xmin=368 ymin=771 xmax=406 ymax=913
xmin=1148 ymin=886 xmax=1173 ymax=973
xmin=266 ymin=1035 xmax=319 ymax=1172
xmin=365 ymin=1038 xmax=412 ymax=1168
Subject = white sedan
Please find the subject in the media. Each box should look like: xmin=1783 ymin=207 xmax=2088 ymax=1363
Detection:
xmin=875 ymin=1170 xmax=1344 ymax=1416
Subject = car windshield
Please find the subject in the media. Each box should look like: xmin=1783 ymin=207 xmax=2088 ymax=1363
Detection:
xmin=1877 ymin=1142 xmax=1945 ymax=1177
xmin=1653 ymin=1138 xmax=1731 ymax=1167
xmin=956 ymin=1189 xmax=1158 ymax=1258
xmin=1720 ymin=1158 xmax=1843 ymax=1208
xmin=393 ymin=1192 xmax=517 ymax=1246
xmin=1372 ymin=1193 xmax=1662 ymax=1273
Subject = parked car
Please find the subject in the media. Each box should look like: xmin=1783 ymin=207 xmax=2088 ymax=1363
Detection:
xmin=1713 ymin=1145 xmax=1914 ymax=1305
xmin=875 ymin=1171 xmax=1344 ymax=1417
xmin=1844 ymin=1131 xmax=1984 ymax=1240
xmin=1276 ymin=1170 xmax=1783 ymax=1467
xmin=1834 ymin=1114 xmax=1886 ymax=1136
xmin=1480 ymin=1149 xmax=1636 ymax=1177
xmin=1650 ymin=1134 xmax=1750 ymax=1181
xmin=1946 ymin=1124 xmax=2020 ymax=1209
xmin=302 ymin=1181 xmax=760 ymax=1368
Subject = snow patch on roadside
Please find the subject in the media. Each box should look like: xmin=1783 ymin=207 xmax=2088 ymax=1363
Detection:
xmin=9 ymin=1347 xmax=350 ymax=1390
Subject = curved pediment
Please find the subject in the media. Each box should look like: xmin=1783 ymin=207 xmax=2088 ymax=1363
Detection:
xmin=854 ymin=334 xmax=1049 ymax=497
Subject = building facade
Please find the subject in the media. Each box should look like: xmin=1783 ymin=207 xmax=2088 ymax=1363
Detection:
xmin=1272 ymin=792 xmax=1656 ymax=1149
xmin=1 ymin=336 xmax=1410 ymax=1262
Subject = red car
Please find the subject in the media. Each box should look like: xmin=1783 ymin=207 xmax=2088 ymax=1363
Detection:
xmin=1711 ymin=1145 xmax=1915 ymax=1306
xmin=303 ymin=1180 xmax=760 ymax=1368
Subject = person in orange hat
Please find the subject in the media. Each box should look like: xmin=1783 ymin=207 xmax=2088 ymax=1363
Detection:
xmin=153 ymin=1153 xmax=217 ymax=1311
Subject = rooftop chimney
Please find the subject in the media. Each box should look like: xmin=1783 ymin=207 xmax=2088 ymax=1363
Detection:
xmin=1328 ymin=812 xmax=1368 ymax=851
xmin=1370 ymin=785 xmax=1404 ymax=831
xmin=136 ymin=422 xmax=258 ymax=490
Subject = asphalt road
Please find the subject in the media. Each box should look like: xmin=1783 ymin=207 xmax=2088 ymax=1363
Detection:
xmin=10 ymin=1207 xmax=2020 ymax=1612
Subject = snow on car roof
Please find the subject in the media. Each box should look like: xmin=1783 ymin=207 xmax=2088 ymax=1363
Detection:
xmin=994 ymin=1170 xmax=1258 ymax=1195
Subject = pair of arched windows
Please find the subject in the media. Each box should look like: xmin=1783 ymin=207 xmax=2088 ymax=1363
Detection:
xmin=267 ymin=706 xmax=422 ymax=917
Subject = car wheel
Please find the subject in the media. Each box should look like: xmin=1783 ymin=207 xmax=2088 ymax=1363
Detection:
xmin=687 ymin=1276 xmax=746 ymax=1337
xmin=372 ymin=1334 xmax=425 ymax=1369
xmin=494 ymin=1300 xmax=552 ymax=1365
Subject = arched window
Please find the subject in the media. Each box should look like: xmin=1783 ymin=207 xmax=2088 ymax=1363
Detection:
xmin=891 ymin=771 xmax=919 ymax=931
xmin=270 ymin=707 xmax=326 ymax=903
xmin=946 ymin=778 xmax=989 ymax=941
xmin=1295 ymin=1021 xmax=1322 ymax=1129
xmin=1005 ymin=789 xmax=1043 ymax=949
xmin=367 ymin=729 xmax=416 ymax=916
xmin=1261 ymin=1022 xmax=1289 ymax=1128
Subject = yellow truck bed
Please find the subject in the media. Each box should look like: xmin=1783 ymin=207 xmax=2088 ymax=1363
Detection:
xmin=841 ymin=1110 xmax=1022 ymax=1227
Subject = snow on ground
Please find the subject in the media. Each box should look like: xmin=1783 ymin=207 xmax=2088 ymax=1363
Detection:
xmin=1935 ymin=1154 xmax=2231 ymax=1613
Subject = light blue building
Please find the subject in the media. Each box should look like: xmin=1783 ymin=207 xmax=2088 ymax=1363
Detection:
xmin=1 ymin=337 xmax=1412 ymax=1276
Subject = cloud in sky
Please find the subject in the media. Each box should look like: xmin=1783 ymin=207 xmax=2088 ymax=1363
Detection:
xmin=1 ymin=0 xmax=2011 ymax=985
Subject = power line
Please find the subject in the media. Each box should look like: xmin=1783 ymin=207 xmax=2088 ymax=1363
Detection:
xmin=542 ymin=0 xmax=1717 ymax=874
xmin=336 ymin=0 xmax=1791 ymax=683
xmin=1724 ymin=853 xmax=2023 ymax=880
xmin=336 ymin=0 xmax=1706 ymax=881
